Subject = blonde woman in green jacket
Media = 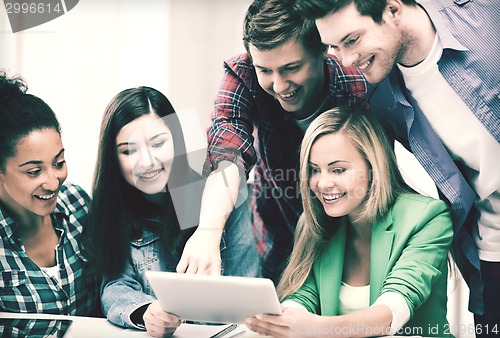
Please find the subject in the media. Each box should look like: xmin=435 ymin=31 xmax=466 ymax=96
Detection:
xmin=246 ymin=107 xmax=453 ymax=337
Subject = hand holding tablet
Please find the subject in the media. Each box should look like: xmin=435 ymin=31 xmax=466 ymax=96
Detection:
xmin=145 ymin=271 xmax=281 ymax=324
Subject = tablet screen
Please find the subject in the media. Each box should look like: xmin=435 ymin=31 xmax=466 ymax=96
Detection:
xmin=0 ymin=318 xmax=73 ymax=338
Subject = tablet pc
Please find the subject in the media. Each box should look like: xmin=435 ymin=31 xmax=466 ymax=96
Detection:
xmin=145 ymin=271 xmax=282 ymax=324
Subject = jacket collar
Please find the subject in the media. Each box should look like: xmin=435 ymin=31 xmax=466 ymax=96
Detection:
xmin=417 ymin=0 xmax=467 ymax=52
xmin=317 ymin=212 xmax=395 ymax=314
xmin=369 ymin=209 xmax=395 ymax=303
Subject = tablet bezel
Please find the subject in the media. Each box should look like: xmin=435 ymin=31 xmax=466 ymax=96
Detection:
xmin=145 ymin=271 xmax=282 ymax=324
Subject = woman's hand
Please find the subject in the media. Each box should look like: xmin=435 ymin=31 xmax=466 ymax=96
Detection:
xmin=246 ymin=306 xmax=321 ymax=338
xmin=143 ymin=301 xmax=181 ymax=337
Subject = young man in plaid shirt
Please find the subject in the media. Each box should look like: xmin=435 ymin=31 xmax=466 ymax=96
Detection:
xmin=176 ymin=0 xmax=367 ymax=282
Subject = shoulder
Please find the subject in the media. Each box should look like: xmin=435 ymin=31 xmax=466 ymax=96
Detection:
xmin=390 ymin=194 xmax=452 ymax=230
xmin=325 ymin=54 xmax=367 ymax=97
xmin=225 ymin=53 xmax=253 ymax=69
xmin=383 ymin=194 xmax=453 ymax=247
xmin=325 ymin=54 xmax=363 ymax=79
xmin=224 ymin=53 xmax=255 ymax=79
xmin=422 ymin=0 xmax=494 ymax=50
xmin=56 ymin=182 xmax=91 ymax=218
xmin=392 ymin=193 xmax=448 ymax=211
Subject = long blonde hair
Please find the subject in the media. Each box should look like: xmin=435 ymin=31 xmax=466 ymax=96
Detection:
xmin=277 ymin=106 xmax=409 ymax=299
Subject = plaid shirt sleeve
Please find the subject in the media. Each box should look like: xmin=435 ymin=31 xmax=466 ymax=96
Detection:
xmin=0 ymin=318 xmax=72 ymax=337
xmin=325 ymin=55 xmax=368 ymax=106
xmin=202 ymin=55 xmax=258 ymax=179
xmin=0 ymin=183 xmax=100 ymax=316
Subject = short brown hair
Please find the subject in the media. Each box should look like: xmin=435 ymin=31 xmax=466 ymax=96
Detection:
xmin=243 ymin=0 xmax=327 ymax=57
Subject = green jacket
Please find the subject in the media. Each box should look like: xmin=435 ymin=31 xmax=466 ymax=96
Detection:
xmin=286 ymin=194 xmax=453 ymax=337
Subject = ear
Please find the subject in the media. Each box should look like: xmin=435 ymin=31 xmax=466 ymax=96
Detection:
xmin=385 ymin=0 xmax=403 ymax=25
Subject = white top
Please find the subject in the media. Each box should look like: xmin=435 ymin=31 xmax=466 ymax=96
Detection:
xmin=20 ymin=244 xmax=61 ymax=284
xmin=338 ymin=282 xmax=370 ymax=315
xmin=42 ymin=265 xmax=60 ymax=284
xmin=398 ymin=34 xmax=500 ymax=261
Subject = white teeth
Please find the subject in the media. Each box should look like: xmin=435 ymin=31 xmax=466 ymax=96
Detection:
xmin=138 ymin=169 xmax=162 ymax=179
xmin=281 ymin=89 xmax=297 ymax=98
xmin=36 ymin=193 xmax=55 ymax=200
xmin=323 ymin=193 xmax=345 ymax=201
xmin=357 ymin=57 xmax=372 ymax=70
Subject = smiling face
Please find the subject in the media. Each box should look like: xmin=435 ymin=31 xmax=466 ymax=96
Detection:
xmin=116 ymin=113 xmax=174 ymax=196
xmin=249 ymin=38 xmax=326 ymax=119
xmin=316 ymin=2 xmax=403 ymax=84
xmin=0 ymin=128 xmax=67 ymax=218
xmin=308 ymin=131 xmax=370 ymax=223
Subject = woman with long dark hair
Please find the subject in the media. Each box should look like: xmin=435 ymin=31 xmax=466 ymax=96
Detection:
xmin=89 ymin=86 xmax=258 ymax=337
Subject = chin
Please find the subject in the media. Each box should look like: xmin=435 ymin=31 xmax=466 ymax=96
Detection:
xmin=370 ymin=64 xmax=394 ymax=84
xmin=322 ymin=207 xmax=342 ymax=218
xmin=139 ymin=185 xmax=167 ymax=196
xmin=134 ymin=176 xmax=168 ymax=194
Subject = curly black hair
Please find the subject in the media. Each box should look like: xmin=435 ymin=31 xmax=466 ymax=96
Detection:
xmin=0 ymin=70 xmax=61 ymax=170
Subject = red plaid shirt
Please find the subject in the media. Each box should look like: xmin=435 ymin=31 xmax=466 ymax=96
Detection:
xmin=203 ymin=53 xmax=367 ymax=282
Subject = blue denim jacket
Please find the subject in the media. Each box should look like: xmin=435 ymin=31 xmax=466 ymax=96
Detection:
xmin=101 ymin=202 xmax=260 ymax=329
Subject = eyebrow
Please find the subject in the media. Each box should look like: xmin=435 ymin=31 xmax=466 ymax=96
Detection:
xmin=254 ymin=60 xmax=303 ymax=71
xmin=116 ymin=132 xmax=169 ymax=148
xmin=19 ymin=148 xmax=65 ymax=167
xmin=308 ymin=160 xmax=350 ymax=167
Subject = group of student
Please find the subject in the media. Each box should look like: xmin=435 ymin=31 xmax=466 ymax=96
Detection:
xmin=0 ymin=0 xmax=497 ymax=337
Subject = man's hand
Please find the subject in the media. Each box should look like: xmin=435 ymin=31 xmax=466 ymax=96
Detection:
xmin=176 ymin=160 xmax=241 ymax=275
xmin=176 ymin=228 xmax=223 ymax=275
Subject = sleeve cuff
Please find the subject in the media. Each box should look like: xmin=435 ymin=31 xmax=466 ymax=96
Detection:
xmin=372 ymin=292 xmax=411 ymax=335
xmin=123 ymin=299 xmax=155 ymax=330
xmin=202 ymin=150 xmax=249 ymax=180
xmin=281 ymin=300 xmax=308 ymax=311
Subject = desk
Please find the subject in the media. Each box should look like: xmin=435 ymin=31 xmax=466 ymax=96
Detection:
xmin=0 ymin=312 xmax=423 ymax=338
xmin=0 ymin=312 xmax=266 ymax=338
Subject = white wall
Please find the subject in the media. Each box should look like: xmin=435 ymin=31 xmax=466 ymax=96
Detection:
xmin=0 ymin=0 xmax=251 ymax=192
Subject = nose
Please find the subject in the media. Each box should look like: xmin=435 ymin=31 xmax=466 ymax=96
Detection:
xmin=338 ymin=48 xmax=360 ymax=68
xmin=41 ymin=170 xmax=61 ymax=191
xmin=272 ymin=73 xmax=288 ymax=94
xmin=317 ymin=171 xmax=334 ymax=191
xmin=138 ymin=147 xmax=155 ymax=168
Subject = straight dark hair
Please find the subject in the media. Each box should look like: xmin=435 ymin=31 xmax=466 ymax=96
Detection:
xmin=88 ymin=87 xmax=195 ymax=276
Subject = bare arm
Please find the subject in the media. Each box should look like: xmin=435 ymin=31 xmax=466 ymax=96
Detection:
xmin=176 ymin=161 xmax=241 ymax=274
xmin=246 ymin=305 xmax=392 ymax=338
